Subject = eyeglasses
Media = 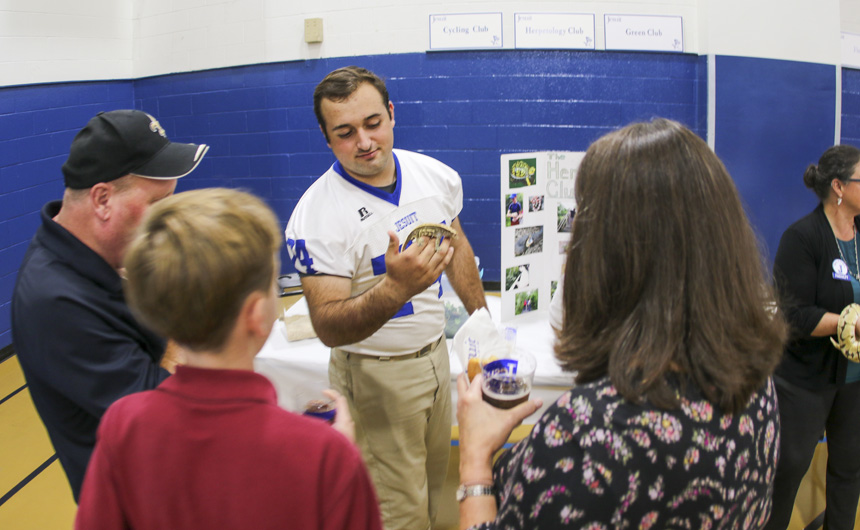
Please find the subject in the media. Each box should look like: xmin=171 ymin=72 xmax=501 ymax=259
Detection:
xmin=849 ymin=179 xmax=860 ymax=183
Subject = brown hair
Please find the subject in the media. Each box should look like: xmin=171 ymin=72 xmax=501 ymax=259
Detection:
xmin=802 ymin=144 xmax=860 ymax=201
xmin=313 ymin=66 xmax=390 ymax=142
xmin=124 ymin=188 xmax=282 ymax=351
xmin=557 ymin=118 xmax=786 ymax=414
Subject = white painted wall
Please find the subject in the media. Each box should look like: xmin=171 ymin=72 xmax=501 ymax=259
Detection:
xmin=700 ymin=0 xmax=841 ymax=65
xmin=134 ymin=0 xmax=700 ymax=79
xmin=0 ymin=0 xmax=699 ymax=85
xmin=0 ymin=0 xmax=133 ymax=86
xmin=843 ymin=0 xmax=860 ymax=35
xmin=133 ymin=0 xmax=266 ymax=79
xmin=0 ymin=0 xmax=852 ymax=87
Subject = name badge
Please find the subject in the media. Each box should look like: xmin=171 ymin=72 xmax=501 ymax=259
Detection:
xmin=833 ymin=258 xmax=852 ymax=281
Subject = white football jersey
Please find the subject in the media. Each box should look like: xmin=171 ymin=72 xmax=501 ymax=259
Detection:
xmin=285 ymin=149 xmax=463 ymax=355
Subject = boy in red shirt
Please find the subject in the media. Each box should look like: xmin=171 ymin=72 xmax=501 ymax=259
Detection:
xmin=75 ymin=188 xmax=382 ymax=530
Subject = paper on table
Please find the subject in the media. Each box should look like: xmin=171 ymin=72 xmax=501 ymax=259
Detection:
xmin=282 ymin=314 xmax=317 ymax=342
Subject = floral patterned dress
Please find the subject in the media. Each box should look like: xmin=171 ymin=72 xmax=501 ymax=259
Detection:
xmin=468 ymin=376 xmax=779 ymax=530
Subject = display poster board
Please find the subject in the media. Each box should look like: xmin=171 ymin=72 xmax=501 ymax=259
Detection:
xmin=500 ymin=151 xmax=584 ymax=322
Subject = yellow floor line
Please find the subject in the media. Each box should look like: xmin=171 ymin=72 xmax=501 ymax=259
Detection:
xmin=0 ymin=460 xmax=75 ymax=530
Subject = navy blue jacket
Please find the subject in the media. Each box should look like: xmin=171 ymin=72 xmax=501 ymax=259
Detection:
xmin=11 ymin=201 xmax=168 ymax=501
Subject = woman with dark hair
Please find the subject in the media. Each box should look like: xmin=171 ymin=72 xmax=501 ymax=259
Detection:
xmin=766 ymin=144 xmax=860 ymax=530
xmin=456 ymin=118 xmax=787 ymax=529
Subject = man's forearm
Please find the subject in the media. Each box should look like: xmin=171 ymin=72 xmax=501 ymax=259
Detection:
xmin=308 ymin=278 xmax=410 ymax=347
xmin=303 ymin=230 xmax=455 ymax=347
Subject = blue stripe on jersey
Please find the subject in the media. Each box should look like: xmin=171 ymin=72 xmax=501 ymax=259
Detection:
xmin=392 ymin=301 xmax=414 ymax=319
xmin=371 ymin=254 xmax=386 ymax=276
xmin=332 ymin=153 xmax=402 ymax=206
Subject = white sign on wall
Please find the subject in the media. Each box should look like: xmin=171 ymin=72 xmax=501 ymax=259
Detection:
xmin=843 ymin=33 xmax=860 ymax=69
xmin=429 ymin=13 xmax=503 ymax=50
xmin=604 ymin=14 xmax=683 ymax=53
xmin=514 ymin=13 xmax=595 ymax=50
xmin=499 ymin=151 xmax=584 ymax=323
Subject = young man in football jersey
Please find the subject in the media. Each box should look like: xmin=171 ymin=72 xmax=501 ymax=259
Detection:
xmin=285 ymin=66 xmax=487 ymax=530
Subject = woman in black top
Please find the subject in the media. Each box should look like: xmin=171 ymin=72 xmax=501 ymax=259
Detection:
xmin=768 ymin=145 xmax=860 ymax=530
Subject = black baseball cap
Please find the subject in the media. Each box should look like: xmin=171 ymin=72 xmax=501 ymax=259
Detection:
xmin=62 ymin=110 xmax=209 ymax=189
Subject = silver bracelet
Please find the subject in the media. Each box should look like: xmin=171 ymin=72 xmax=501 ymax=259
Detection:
xmin=456 ymin=483 xmax=494 ymax=502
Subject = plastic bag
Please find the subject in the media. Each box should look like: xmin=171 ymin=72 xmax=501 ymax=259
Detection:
xmin=451 ymin=308 xmax=515 ymax=380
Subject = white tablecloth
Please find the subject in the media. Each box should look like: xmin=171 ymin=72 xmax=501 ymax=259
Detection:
xmin=254 ymin=295 xmax=574 ymax=424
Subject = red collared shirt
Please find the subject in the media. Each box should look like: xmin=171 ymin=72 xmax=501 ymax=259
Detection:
xmin=76 ymin=365 xmax=382 ymax=530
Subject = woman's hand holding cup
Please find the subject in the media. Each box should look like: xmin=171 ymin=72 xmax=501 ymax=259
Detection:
xmin=456 ymin=373 xmax=542 ymax=481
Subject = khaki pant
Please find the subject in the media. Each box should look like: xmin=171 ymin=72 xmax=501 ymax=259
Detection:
xmin=330 ymin=339 xmax=451 ymax=530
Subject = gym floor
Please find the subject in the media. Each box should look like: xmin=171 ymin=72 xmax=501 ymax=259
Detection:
xmin=0 ymin=350 xmax=852 ymax=529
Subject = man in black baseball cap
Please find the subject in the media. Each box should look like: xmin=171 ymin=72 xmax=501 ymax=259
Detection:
xmin=11 ymin=109 xmax=209 ymax=501
xmin=62 ymin=110 xmax=208 ymax=188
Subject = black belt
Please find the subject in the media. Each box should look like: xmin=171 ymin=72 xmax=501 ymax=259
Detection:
xmin=345 ymin=335 xmax=443 ymax=362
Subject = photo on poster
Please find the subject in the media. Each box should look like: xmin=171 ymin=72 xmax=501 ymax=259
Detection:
xmin=508 ymin=158 xmax=537 ymax=189
xmin=505 ymin=264 xmax=530 ymax=291
xmin=550 ymin=280 xmax=558 ymax=300
xmin=514 ymin=226 xmax=543 ymax=257
xmin=557 ymin=202 xmax=576 ymax=233
xmin=514 ymin=289 xmax=539 ymax=315
xmin=505 ymin=193 xmax=524 ymax=227
xmin=558 ymin=240 xmax=570 ymax=255
xmin=528 ymin=195 xmax=544 ymax=212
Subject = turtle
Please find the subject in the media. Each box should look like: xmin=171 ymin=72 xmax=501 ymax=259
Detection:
xmin=831 ymin=303 xmax=860 ymax=363
xmin=403 ymin=223 xmax=458 ymax=251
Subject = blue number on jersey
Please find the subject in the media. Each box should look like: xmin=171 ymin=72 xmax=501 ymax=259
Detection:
xmin=286 ymin=238 xmax=318 ymax=274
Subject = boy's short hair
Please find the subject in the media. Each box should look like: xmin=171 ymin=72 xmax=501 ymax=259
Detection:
xmin=124 ymin=188 xmax=282 ymax=351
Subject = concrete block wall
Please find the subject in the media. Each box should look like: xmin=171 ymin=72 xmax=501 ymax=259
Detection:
xmin=713 ymin=57 xmax=839 ymax=262
xmin=0 ymin=0 xmax=850 ymax=351
xmin=0 ymin=50 xmax=705 ymax=347
xmin=844 ymin=68 xmax=860 ymax=148
xmin=0 ymin=81 xmax=134 ymax=346
xmin=0 ymin=1 xmax=133 ymax=86
xmin=133 ymin=50 xmax=707 ymax=279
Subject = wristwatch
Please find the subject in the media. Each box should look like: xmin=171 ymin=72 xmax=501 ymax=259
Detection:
xmin=456 ymin=483 xmax=494 ymax=502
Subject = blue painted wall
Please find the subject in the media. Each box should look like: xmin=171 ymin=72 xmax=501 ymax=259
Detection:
xmin=136 ymin=51 xmax=706 ymax=276
xmin=0 ymin=50 xmax=706 ymax=348
xmin=844 ymin=67 xmax=860 ymax=149
xmin=0 ymin=82 xmax=134 ymax=347
xmin=714 ymin=55 xmax=837 ymax=265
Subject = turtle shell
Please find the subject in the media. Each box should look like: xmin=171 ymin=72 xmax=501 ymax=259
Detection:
xmin=403 ymin=223 xmax=458 ymax=247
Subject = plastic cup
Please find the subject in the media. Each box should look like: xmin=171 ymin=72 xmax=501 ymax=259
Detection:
xmin=465 ymin=329 xmax=517 ymax=383
xmin=480 ymin=349 xmax=536 ymax=409
xmin=303 ymin=400 xmax=336 ymax=424
xmin=466 ymin=340 xmax=513 ymax=382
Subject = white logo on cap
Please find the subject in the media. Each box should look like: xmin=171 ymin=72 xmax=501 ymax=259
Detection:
xmin=144 ymin=112 xmax=167 ymax=138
